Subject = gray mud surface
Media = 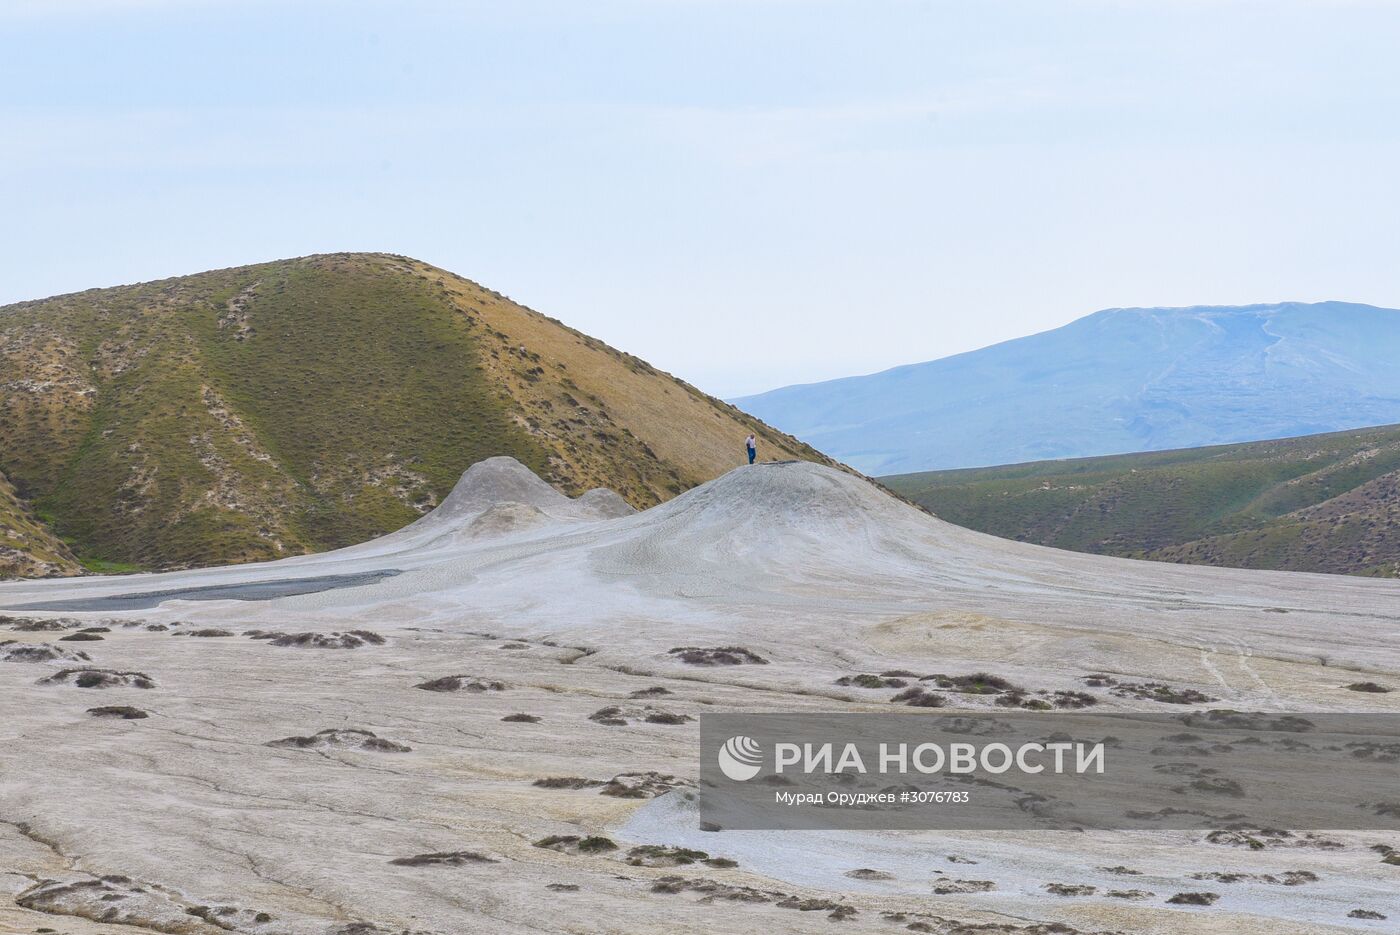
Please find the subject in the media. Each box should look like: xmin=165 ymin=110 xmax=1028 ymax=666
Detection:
xmin=11 ymin=570 xmax=402 ymax=611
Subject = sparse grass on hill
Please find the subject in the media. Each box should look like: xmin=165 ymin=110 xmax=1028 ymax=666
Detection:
xmin=883 ymin=425 xmax=1400 ymax=578
xmin=0 ymin=253 xmax=833 ymax=575
xmin=0 ymin=470 xmax=81 ymax=577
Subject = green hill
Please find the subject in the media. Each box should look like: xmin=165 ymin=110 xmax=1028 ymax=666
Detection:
xmin=0 ymin=253 xmax=833 ymax=576
xmin=0 ymin=470 xmax=81 ymax=578
xmin=883 ymin=424 xmax=1400 ymax=578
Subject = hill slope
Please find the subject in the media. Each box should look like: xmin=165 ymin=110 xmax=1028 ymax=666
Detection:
xmin=733 ymin=302 xmax=1400 ymax=474
xmin=0 ymin=470 xmax=81 ymax=578
xmin=883 ymin=423 xmax=1400 ymax=577
xmin=0 ymin=252 xmax=831 ymax=574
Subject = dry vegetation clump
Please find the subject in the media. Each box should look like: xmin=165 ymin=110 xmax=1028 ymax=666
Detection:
xmin=994 ymin=691 xmax=1052 ymax=710
xmin=389 ymin=851 xmax=495 ymax=866
xmin=1166 ymin=891 xmax=1219 ymax=906
xmin=17 ymin=874 xmax=273 ymax=931
xmin=836 ymin=673 xmax=908 ymax=688
xmin=668 ymin=646 xmax=767 ymax=666
xmin=0 ymin=640 xmax=90 ymax=663
xmin=5 ymin=618 xmax=71 ymax=631
xmin=587 ymin=704 xmax=691 ymax=726
xmin=931 ymin=879 xmax=995 ymax=895
xmin=1189 ymin=870 xmax=1316 ymax=885
xmin=648 ymin=875 xmax=774 ymax=903
xmin=533 ymin=834 xmax=618 ymax=854
xmin=247 ymin=629 xmax=386 ymax=648
xmin=587 ymin=706 xmax=628 ymax=726
xmin=920 ymin=672 xmax=1021 ymax=694
xmin=891 ymin=686 xmax=947 ymax=707
xmin=38 ymin=667 xmax=154 ymax=689
xmin=533 ymin=777 xmax=604 ymax=790
xmin=415 ymin=674 xmax=505 ymax=692
xmin=777 ymin=897 xmax=856 ymax=920
xmin=1347 ymin=681 xmax=1392 ymax=693
xmin=599 ymin=771 xmax=691 ymax=798
xmin=624 ymin=845 xmax=711 ymax=867
xmin=501 ymin=712 xmax=541 ymax=722
xmin=1110 ymin=681 xmax=1215 ymax=704
xmin=644 ymin=711 xmax=692 ymax=725
xmin=87 ymin=705 xmax=149 ymax=719
xmin=265 ymin=727 xmax=411 ymax=752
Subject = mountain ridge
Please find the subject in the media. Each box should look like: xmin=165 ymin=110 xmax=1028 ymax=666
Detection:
xmin=734 ymin=301 xmax=1400 ymax=474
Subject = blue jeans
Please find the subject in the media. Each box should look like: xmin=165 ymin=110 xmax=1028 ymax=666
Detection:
xmin=747 ymin=448 xmax=756 ymax=464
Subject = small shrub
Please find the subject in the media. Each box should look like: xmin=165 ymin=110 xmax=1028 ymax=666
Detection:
xmin=891 ymin=687 xmax=946 ymax=707
xmin=644 ymin=712 xmax=692 ymax=725
xmin=577 ymin=836 xmax=617 ymax=853
xmin=921 ymin=672 xmax=1019 ymax=694
xmin=836 ymin=673 xmax=906 ymax=689
xmin=1166 ymin=891 xmax=1219 ymax=906
xmin=87 ymin=705 xmax=148 ymax=719
xmin=668 ymin=646 xmax=767 ymax=666
xmin=390 ymin=851 xmax=495 ymax=866
xmin=587 ymin=706 xmax=627 ymax=726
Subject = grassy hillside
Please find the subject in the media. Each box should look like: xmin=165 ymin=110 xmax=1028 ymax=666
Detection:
xmin=0 ymin=470 xmax=82 ymax=578
xmin=883 ymin=424 xmax=1400 ymax=578
xmin=0 ymin=253 xmax=833 ymax=575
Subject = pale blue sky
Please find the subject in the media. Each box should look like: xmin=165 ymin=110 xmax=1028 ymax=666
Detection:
xmin=3 ymin=0 xmax=1399 ymax=396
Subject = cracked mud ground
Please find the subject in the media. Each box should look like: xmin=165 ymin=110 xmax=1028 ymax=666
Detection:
xmin=2 ymin=458 xmax=1399 ymax=934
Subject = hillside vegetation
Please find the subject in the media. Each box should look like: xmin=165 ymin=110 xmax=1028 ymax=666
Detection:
xmin=883 ymin=424 xmax=1400 ymax=578
xmin=0 ymin=470 xmax=81 ymax=578
xmin=0 ymin=253 xmax=831 ymax=575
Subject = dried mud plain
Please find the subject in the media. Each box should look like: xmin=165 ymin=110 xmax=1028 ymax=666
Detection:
xmin=2 ymin=458 xmax=1399 ymax=934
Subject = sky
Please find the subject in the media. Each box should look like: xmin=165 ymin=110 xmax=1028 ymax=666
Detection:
xmin=3 ymin=1 xmax=1399 ymax=398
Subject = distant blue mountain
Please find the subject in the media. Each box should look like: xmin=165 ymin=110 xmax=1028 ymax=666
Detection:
xmin=732 ymin=302 xmax=1400 ymax=475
